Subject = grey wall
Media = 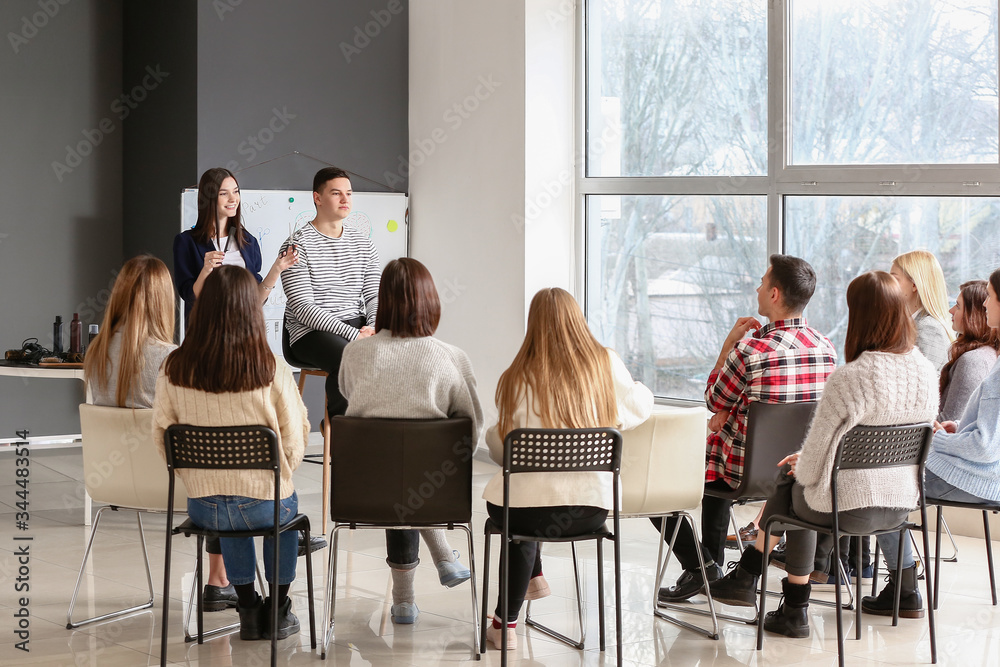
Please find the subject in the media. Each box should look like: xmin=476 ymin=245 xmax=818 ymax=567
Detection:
xmin=0 ymin=1 xmax=123 ymax=436
xmin=196 ymin=0 xmax=408 ymax=193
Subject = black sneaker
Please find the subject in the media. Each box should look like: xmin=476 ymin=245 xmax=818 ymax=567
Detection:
xmin=298 ymin=534 xmax=328 ymax=558
xmin=657 ymin=563 xmax=723 ymax=604
xmin=203 ymin=583 xmax=239 ymax=612
xmin=261 ymin=596 xmax=301 ymax=640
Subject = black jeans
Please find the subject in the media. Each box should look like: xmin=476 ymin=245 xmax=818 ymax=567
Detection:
xmin=487 ymin=503 xmax=608 ymax=623
xmin=289 ymin=316 xmax=366 ymax=419
xmin=385 ymin=529 xmax=420 ymax=570
xmin=649 ymin=479 xmax=734 ymax=571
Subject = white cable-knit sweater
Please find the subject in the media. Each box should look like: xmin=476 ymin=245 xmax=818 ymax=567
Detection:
xmin=152 ymin=358 xmax=309 ymax=500
xmin=794 ymin=349 xmax=939 ymax=513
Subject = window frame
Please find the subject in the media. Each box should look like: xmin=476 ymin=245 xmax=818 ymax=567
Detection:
xmin=578 ymin=0 xmax=1000 ymax=403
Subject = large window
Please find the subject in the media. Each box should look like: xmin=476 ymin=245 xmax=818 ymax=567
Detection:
xmin=583 ymin=0 xmax=1000 ymax=401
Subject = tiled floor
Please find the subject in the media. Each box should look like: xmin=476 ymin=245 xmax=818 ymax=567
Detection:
xmin=1 ymin=438 xmax=998 ymax=666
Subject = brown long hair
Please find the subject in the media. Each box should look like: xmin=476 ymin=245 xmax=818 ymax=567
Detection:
xmin=843 ymin=271 xmax=916 ymax=363
xmin=495 ymin=288 xmax=617 ymax=439
xmin=375 ymin=258 xmax=440 ymax=337
xmin=940 ymin=280 xmax=1000 ymax=393
xmin=192 ymin=167 xmax=246 ymax=249
xmin=84 ymin=255 xmax=175 ymax=407
xmin=165 ymin=266 xmax=274 ymax=392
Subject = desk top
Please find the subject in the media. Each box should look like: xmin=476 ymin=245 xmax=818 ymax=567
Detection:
xmin=0 ymin=364 xmax=85 ymax=380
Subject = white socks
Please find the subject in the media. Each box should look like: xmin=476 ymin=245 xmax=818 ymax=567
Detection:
xmin=391 ymin=567 xmax=416 ymax=605
xmin=420 ymin=529 xmax=456 ymax=563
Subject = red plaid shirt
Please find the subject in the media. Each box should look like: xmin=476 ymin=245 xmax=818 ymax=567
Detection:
xmin=704 ymin=318 xmax=837 ymax=488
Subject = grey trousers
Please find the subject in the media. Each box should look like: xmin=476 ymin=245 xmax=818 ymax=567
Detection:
xmin=760 ymin=466 xmax=910 ymax=577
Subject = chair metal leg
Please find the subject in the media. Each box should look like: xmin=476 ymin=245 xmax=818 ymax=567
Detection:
xmin=855 ymin=537 xmax=863 ymax=640
xmin=614 ymin=529 xmax=623 ymax=667
xmin=320 ymin=525 xmax=342 ymax=659
xmin=832 ymin=529 xmax=845 ymax=667
xmin=182 ymin=556 xmax=259 ymax=643
xmin=456 ymin=524 xmax=480 ymax=659
xmin=160 ymin=522 xmax=173 ymax=667
xmin=935 ymin=507 xmax=943 ymax=610
xmin=525 ymin=541 xmax=587 ymax=649
xmin=597 ymin=540 xmax=606 ymax=651
xmin=302 ymin=524 xmax=318 ymax=650
xmin=939 ymin=515 xmax=959 ymax=563
xmin=66 ymin=507 xmax=155 ymax=629
xmin=321 ymin=406 xmax=330 ymax=536
xmin=984 ymin=511 xmax=997 ymax=606
xmin=479 ymin=529 xmax=492 ymax=655
xmin=920 ymin=508 xmax=938 ymax=664
xmin=653 ymin=511 xmax=723 ymax=638
xmin=730 ymin=505 xmax=746 ymax=554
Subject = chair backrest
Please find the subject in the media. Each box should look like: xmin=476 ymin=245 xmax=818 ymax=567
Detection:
xmin=714 ymin=401 xmax=817 ymax=501
xmin=830 ymin=422 xmax=933 ymax=515
xmin=330 ymin=417 xmax=474 ymax=525
xmin=620 ymin=406 xmax=707 ymax=516
xmin=504 ymin=427 xmax=623 ymax=475
xmin=163 ymin=424 xmax=280 ymax=472
xmin=79 ymin=404 xmax=187 ymax=511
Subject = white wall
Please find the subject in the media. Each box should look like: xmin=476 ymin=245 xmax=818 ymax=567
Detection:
xmin=408 ymin=0 xmax=527 ymax=422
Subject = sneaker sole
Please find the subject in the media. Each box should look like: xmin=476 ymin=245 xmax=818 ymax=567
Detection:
xmin=708 ymin=595 xmax=756 ymax=608
xmin=439 ymin=572 xmax=471 ymax=588
xmin=261 ymin=622 xmax=301 ymax=640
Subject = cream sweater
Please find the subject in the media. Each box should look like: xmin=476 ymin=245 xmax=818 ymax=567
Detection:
xmin=794 ymin=349 xmax=939 ymax=513
xmin=152 ymin=357 xmax=309 ymax=500
xmin=482 ymin=349 xmax=654 ymax=509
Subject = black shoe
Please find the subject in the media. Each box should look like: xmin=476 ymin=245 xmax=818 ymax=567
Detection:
xmin=708 ymin=564 xmax=759 ymax=607
xmin=298 ymin=534 xmax=328 ymax=558
xmin=202 ymin=583 xmax=238 ymax=612
xmin=657 ymin=564 xmax=723 ymax=604
xmin=261 ymin=596 xmax=301 ymax=640
xmin=237 ymin=593 xmax=265 ymax=641
xmin=763 ymin=578 xmax=810 ymax=638
xmin=861 ymin=565 xmax=924 ymax=618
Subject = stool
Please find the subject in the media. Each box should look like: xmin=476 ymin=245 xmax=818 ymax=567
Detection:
xmin=282 ymin=319 xmax=331 ymax=535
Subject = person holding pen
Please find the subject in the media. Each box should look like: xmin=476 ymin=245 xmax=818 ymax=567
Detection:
xmin=279 ymin=167 xmax=380 ymax=420
xmin=173 ymin=167 xmax=298 ymax=324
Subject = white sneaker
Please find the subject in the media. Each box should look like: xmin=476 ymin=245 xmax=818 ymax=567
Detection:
xmin=436 ymin=550 xmax=471 ymax=588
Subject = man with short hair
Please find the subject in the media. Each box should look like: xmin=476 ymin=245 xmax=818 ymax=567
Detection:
xmin=655 ymin=254 xmax=837 ymax=604
xmin=281 ymin=167 xmax=380 ymax=419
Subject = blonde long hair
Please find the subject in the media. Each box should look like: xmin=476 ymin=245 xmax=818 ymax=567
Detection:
xmin=893 ymin=250 xmax=955 ymax=343
xmin=495 ymin=288 xmax=617 ymax=439
xmin=84 ymin=255 xmax=176 ymax=406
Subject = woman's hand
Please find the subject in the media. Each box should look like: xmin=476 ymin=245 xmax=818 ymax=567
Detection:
xmin=933 ymin=420 xmax=958 ymax=434
xmin=273 ymin=245 xmax=299 ymax=273
xmin=356 ymin=326 xmax=375 ymax=339
xmin=202 ymin=250 xmax=225 ymax=274
xmin=778 ymin=452 xmax=799 ymax=476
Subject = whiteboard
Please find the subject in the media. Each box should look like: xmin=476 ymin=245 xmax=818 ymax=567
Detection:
xmin=180 ymin=189 xmax=408 ymax=355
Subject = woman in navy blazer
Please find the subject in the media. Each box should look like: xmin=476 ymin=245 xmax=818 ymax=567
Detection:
xmin=173 ymin=167 xmax=297 ymax=324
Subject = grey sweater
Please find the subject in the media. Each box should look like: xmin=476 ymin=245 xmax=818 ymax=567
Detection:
xmin=339 ymin=330 xmax=483 ymax=441
xmin=89 ymin=332 xmax=176 ymax=408
xmin=939 ymin=345 xmax=998 ymax=422
xmin=914 ymin=311 xmax=952 ymax=372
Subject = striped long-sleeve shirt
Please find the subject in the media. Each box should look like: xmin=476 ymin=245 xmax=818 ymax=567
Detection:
xmin=280 ymin=223 xmax=380 ymax=345
xmin=704 ymin=318 xmax=837 ymax=488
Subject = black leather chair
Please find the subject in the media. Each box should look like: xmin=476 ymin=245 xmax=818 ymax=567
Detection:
xmin=930 ymin=499 xmax=1000 ymax=609
xmin=479 ymin=427 xmax=624 ymax=667
xmin=319 ymin=417 xmax=478 ymax=660
xmin=160 ymin=424 xmax=317 ymax=667
xmin=757 ymin=423 xmax=937 ymax=667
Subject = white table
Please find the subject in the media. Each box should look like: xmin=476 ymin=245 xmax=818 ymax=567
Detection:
xmin=0 ymin=365 xmax=92 ymax=523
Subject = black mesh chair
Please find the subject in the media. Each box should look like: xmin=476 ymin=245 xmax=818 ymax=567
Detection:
xmin=160 ymin=425 xmax=317 ymax=667
xmin=320 ymin=417 xmax=478 ymax=660
xmin=479 ymin=428 xmax=624 ymax=667
xmin=757 ymin=423 xmax=937 ymax=667
xmin=281 ymin=317 xmax=332 ymax=534
xmin=930 ymin=499 xmax=1000 ymax=609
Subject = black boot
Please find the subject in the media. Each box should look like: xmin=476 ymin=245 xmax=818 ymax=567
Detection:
xmin=261 ymin=596 xmax=301 ymax=640
xmin=861 ymin=565 xmax=924 ymax=618
xmin=763 ymin=578 xmax=811 ymax=638
xmin=708 ymin=547 xmax=762 ymax=607
xmin=236 ymin=593 xmax=265 ymax=641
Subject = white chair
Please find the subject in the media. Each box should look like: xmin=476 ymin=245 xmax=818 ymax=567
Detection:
xmin=67 ymin=404 xmax=190 ymax=629
xmin=615 ymin=405 xmax=726 ymax=638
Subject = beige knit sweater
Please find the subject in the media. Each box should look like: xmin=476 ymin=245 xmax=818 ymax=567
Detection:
xmin=152 ymin=358 xmax=309 ymax=500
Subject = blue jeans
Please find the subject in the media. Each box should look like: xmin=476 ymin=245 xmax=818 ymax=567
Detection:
xmin=187 ymin=492 xmax=299 ymax=586
xmin=877 ymin=470 xmax=993 ymax=570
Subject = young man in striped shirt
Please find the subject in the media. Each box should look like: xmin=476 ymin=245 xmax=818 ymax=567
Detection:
xmin=654 ymin=254 xmax=838 ymax=604
xmin=281 ymin=167 xmax=380 ymax=419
